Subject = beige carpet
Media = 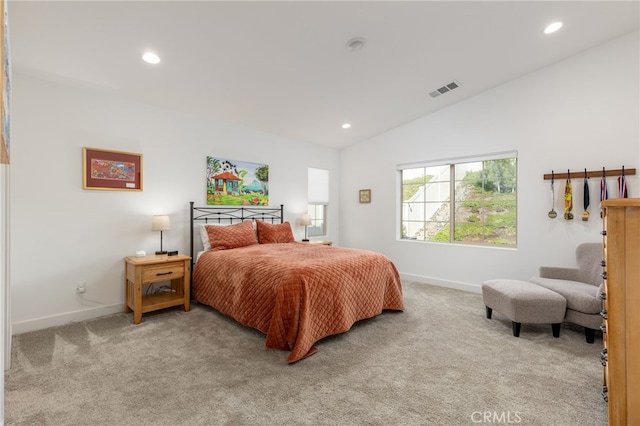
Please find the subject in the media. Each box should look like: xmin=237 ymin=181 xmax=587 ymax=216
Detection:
xmin=5 ymin=282 xmax=606 ymax=425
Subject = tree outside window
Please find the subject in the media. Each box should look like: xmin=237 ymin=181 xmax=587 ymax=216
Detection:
xmin=400 ymin=155 xmax=517 ymax=247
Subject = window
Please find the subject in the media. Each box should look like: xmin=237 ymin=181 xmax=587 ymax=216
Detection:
xmin=307 ymin=204 xmax=326 ymax=237
xmin=308 ymin=168 xmax=329 ymax=237
xmin=400 ymin=153 xmax=517 ymax=247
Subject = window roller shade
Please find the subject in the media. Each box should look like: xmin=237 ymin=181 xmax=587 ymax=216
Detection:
xmin=308 ymin=168 xmax=329 ymax=204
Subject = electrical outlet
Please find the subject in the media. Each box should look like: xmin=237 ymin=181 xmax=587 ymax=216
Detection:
xmin=76 ymin=281 xmax=86 ymax=294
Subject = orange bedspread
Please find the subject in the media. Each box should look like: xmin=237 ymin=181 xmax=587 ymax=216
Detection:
xmin=193 ymin=243 xmax=404 ymax=363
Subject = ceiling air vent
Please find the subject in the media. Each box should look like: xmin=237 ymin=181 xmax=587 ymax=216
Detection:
xmin=429 ymin=80 xmax=461 ymax=98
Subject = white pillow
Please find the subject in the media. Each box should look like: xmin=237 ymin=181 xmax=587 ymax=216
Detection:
xmin=199 ymin=224 xmax=212 ymax=251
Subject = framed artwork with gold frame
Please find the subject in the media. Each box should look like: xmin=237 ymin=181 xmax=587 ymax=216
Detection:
xmin=359 ymin=189 xmax=371 ymax=203
xmin=83 ymin=147 xmax=143 ymax=191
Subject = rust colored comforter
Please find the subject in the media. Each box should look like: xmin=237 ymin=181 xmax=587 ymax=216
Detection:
xmin=193 ymin=243 xmax=404 ymax=363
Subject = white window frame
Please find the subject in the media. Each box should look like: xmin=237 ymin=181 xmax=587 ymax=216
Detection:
xmin=308 ymin=168 xmax=329 ymax=237
xmin=398 ymin=151 xmax=517 ymax=247
xmin=307 ymin=204 xmax=327 ymax=237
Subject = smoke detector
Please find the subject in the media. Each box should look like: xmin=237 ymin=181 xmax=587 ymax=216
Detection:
xmin=346 ymin=37 xmax=366 ymax=51
xmin=429 ymin=80 xmax=461 ymax=98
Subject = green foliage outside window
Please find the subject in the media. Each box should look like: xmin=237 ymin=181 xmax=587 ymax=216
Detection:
xmin=401 ymin=157 xmax=517 ymax=247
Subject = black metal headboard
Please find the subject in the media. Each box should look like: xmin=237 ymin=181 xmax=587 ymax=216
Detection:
xmin=189 ymin=201 xmax=284 ymax=282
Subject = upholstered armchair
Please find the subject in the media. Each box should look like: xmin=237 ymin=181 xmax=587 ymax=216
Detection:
xmin=530 ymin=242 xmax=604 ymax=343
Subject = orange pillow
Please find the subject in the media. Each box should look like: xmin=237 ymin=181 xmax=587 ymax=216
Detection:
xmin=256 ymin=221 xmax=295 ymax=244
xmin=205 ymin=221 xmax=258 ymax=250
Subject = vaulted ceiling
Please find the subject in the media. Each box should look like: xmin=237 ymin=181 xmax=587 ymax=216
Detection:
xmin=8 ymin=1 xmax=640 ymax=149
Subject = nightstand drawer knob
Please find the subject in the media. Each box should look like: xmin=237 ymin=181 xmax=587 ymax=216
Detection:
xmin=156 ymin=271 xmax=174 ymax=276
xmin=600 ymin=272 xmax=607 ymax=279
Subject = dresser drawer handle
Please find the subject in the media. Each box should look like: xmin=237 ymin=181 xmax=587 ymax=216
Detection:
xmin=601 ymin=230 xmax=607 ymax=236
xmin=600 ymin=310 xmax=607 ymax=320
xmin=600 ymin=324 xmax=607 ymax=333
xmin=599 ymin=292 xmax=607 ymax=301
xmin=156 ymin=271 xmax=174 ymax=276
xmin=600 ymin=272 xmax=607 ymax=279
xmin=600 ymin=260 xmax=606 ymax=267
xmin=601 ymin=349 xmax=608 ymax=366
xmin=602 ymin=386 xmax=608 ymax=403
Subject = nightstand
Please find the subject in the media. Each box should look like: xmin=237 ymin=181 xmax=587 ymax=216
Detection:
xmin=307 ymin=240 xmax=332 ymax=246
xmin=124 ymin=254 xmax=191 ymax=324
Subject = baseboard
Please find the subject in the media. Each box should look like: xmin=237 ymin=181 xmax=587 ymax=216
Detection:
xmin=400 ymin=273 xmax=482 ymax=294
xmin=12 ymin=303 xmax=125 ymax=335
xmin=11 ymin=277 xmax=478 ymax=334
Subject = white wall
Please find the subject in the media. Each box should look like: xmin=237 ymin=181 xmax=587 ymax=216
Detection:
xmin=340 ymin=31 xmax=640 ymax=292
xmin=10 ymin=74 xmax=340 ymax=333
xmin=9 ymin=30 xmax=639 ymax=333
xmin=0 ymin=165 xmax=7 ymax=422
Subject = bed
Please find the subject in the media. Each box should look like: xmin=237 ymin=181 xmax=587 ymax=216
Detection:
xmin=189 ymin=202 xmax=404 ymax=363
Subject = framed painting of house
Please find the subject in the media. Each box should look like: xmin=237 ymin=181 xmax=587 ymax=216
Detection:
xmin=206 ymin=156 xmax=269 ymax=205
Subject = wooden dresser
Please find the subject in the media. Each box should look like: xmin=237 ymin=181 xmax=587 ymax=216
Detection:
xmin=601 ymin=199 xmax=640 ymax=425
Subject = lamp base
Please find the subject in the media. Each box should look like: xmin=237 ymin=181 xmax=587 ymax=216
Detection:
xmin=155 ymin=251 xmax=168 ymax=255
xmin=302 ymin=239 xmax=309 ymax=242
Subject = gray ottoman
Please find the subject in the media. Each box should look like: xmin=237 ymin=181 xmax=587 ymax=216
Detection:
xmin=482 ymin=279 xmax=567 ymax=338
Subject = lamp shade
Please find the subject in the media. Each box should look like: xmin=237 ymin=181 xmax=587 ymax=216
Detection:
xmin=300 ymin=214 xmax=312 ymax=226
xmin=151 ymin=215 xmax=171 ymax=231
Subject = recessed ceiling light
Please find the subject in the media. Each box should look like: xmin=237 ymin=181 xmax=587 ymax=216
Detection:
xmin=346 ymin=37 xmax=366 ymax=51
xmin=341 ymin=123 xmax=352 ymax=129
xmin=142 ymin=51 xmax=160 ymax=64
xmin=544 ymin=21 xmax=563 ymax=34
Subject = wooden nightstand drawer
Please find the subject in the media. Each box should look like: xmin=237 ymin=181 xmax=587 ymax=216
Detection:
xmin=142 ymin=263 xmax=184 ymax=283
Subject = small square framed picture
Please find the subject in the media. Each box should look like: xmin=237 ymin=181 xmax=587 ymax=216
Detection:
xmin=359 ymin=189 xmax=371 ymax=203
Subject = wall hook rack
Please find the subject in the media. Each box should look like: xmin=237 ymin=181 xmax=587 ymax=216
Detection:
xmin=543 ymin=167 xmax=636 ymax=180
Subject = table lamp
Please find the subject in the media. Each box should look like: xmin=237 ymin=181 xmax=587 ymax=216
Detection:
xmin=300 ymin=214 xmax=311 ymax=242
xmin=151 ymin=215 xmax=170 ymax=254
